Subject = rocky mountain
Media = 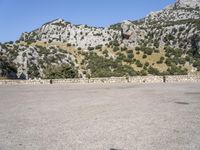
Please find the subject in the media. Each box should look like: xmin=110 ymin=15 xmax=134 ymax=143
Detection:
xmin=176 ymin=0 xmax=200 ymax=8
xmin=0 ymin=0 xmax=200 ymax=79
xmin=20 ymin=19 xmax=121 ymax=49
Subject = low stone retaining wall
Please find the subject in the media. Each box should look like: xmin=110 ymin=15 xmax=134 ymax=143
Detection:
xmin=0 ymin=75 xmax=199 ymax=85
xmin=0 ymin=79 xmax=50 ymax=85
xmin=128 ymin=76 xmax=164 ymax=83
xmin=166 ymin=75 xmax=200 ymax=83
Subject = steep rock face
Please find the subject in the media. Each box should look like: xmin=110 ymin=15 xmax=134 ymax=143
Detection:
xmin=175 ymin=0 xmax=200 ymax=8
xmin=118 ymin=0 xmax=200 ymax=51
xmin=0 ymin=43 xmax=76 ymax=79
xmin=145 ymin=8 xmax=200 ymax=23
xmin=20 ymin=19 xmax=121 ymax=49
xmin=121 ymin=20 xmax=146 ymax=47
xmin=144 ymin=0 xmax=200 ymax=23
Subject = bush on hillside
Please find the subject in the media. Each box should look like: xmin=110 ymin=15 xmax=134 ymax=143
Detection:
xmin=86 ymin=53 xmax=137 ymax=77
xmin=43 ymin=64 xmax=78 ymax=79
xmin=148 ymin=66 xmax=160 ymax=75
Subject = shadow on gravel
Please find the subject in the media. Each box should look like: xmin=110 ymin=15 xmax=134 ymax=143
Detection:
xmin=185 ymin=92 xmax=200 ymax=95
xmin=175 ymin=102 xmax=190 ymax=105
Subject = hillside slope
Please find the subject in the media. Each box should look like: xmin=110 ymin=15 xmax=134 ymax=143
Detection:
xmin=0 ymin=0 xmax=200 ymax=79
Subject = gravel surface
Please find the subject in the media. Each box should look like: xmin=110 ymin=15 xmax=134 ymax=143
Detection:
xmin=0 ymin=83 xmax=200 ymax=150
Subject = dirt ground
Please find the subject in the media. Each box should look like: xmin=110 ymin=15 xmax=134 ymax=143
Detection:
xmin=0 ymin=83 xmax=200 ymax=150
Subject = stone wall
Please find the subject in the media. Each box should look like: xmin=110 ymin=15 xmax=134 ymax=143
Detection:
xmin=0 ymin=75 xmax=199 ymax=85
xmin=0 ymin=79 xmax=50 ymax=85
xmin=166 ymin=75 xmax=200 ymax=83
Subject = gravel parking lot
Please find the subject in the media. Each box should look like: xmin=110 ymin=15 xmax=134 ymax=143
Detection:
xmin=0 ymin=83 xmax=200 ymax=150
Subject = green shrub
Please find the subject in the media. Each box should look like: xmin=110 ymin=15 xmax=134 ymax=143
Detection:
xmin=167 ymin=34 xmax=175 ymax=41
xmin=167 ymin=65 xmax=188 ymax=75
xmin=36 ymin=45 xmax=50 ymax=55
xmin=95 ymin=45 xmax=103 ymax=49
xmin=43 ymin=64 xmax=78 ymax=79
xmin=88 ymin=47 xmax=95 ymax=51
xmin=157 ymin=60 xmax=163 ymax=64
xmin=114 ymin=65 xmax=138 ymax=77
xmin=127 ymin=50 xmax=133 ymax=53
xmin=127 ymin=53 xmax=134 ymax=59
xmin=157 ymin=57 xmax=165 ymax=64
xmin=193 ymin=60 xmax=200 ymax=68
xmin=140 ymin=70 xmax=148 ymax=76
xmin=142 ymin=47 xmax=153 ymax=55
xmin=148 ymin=66 xmax=160 ymax=75
xmin=135 ymin=47 xmax=140 ymax=51
xmin=135 ymin=60 xmax=143 ymax=68
xmin=103 ymin=50 xmax=108 ymax=55
xmin=179 ymin=26 xmax=185 ymax=32
xmin=67 ymin=43 xmax=72 ymax=47
xmin=154 ymin=49 xmax=159 ymax=53
xmin=185 ymin=56 xmax=190 ymax=62
xmin=165 ymin=58 xmax=172 ymax=66
xmin=154 ymin=41 xmax=160 ymax=48
xmin=136 ymin=51 xmax=140 ymax=55
xmin=178 ymin=58 xmax=186 ymax=65
xmin=116 ymin=53 xmax=126 ymax=62
xmin=113 ymin=46 xmax=120 ymax=52
xmin=160 ymin=57 xmax=165 ymax=61
xmin=93 ymin=33 xmax=102 ymax=36
xmin=121 ymin=47 xmax=128 ymax=51
xmin=110 ymin=40 xmax=120 ymax=46
xmin=86 ymin=53 xmax=137 ymax=77
xmin=144 ymin=62 xmax=149 ymax=67
xmin=165 ymin=47 xmax=175 ymax=57
xmin=142 ymin=55 xmax=147 ymax=59
xmin=28 ymin=64 xmax=40 ymax=78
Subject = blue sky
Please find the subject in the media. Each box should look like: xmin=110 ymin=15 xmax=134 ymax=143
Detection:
xmin=0 ymin=0 xmax=175 ymax=42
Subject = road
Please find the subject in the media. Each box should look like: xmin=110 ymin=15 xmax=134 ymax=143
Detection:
xmin=0 ymin=83 xmax=200 ymax=150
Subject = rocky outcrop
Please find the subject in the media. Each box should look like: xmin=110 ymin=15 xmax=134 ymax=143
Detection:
xmin=121 ymin=20 xmax=146 ymax=47
xmin=175 ymin=0 xmax=200 ymax=8
xmin=191 ymin=34 xmax=200 ymax=55
xmin=0 ymin=43 xmax=76 ymax=79
xmin=20 ymin=19 xmax=121 ymax=49
xmin=19 ymin=0 xmax=200 ymax=51
xmin=144 ymin=0 xmax=200 ymax=23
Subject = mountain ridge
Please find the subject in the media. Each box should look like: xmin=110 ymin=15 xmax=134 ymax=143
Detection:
xmin=0 ymin=0 xmax=200 ymax=79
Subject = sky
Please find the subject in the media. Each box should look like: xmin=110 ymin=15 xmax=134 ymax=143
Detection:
xmin=0 ymin=0 xmax=175 ymax=42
